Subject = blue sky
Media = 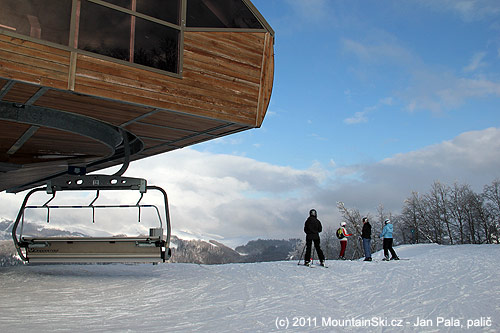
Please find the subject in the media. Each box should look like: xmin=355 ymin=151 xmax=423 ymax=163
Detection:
xmin=2 ymin=0 xmax=500 ymax=247
xmin=201 ymin=0 xmax=500 ymax=169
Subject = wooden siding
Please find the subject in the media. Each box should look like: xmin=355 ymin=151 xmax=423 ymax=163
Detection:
xmin=257 ymin=33 xmax=275 ymax=127
xmin=0 ymin=35 xmax=70 ymax=90
xmin=0 ymin=31 xmax=274 ymax=128
xmin=73 ymin=31 xmax=269 ymax=127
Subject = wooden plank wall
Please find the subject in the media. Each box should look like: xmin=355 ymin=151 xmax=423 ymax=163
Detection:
xmin=256 ymin=33 xmax=275 ymax=127
xmin=0 ymin=31 xmax=273 ymax=128
xmin=0 ymin=34 xmax=70 ymax=89
xmin=73 ymin=31 xmax=268 ymax=127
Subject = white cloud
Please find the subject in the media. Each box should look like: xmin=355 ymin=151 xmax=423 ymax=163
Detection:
xmin=124 ymin=149 xmax=329 ymax=242
xmin=342 ymin=38 xmax=416 ymax=66
xmin=344 ymin=111 xmax=368 ymax=124
xmin=344 ymin=100 xmax=391 ymax=125
xmin=311 ymin=128 xmax=500 ymax=221
xmin=417 ymin=0 xmax=500 ymax=22
xmin=380 ymin=97 xmax=393 ymax=105
xmin=3 ymin=128 xmax=500 ymax=246
xmin=343 ymin=35 xmax=500 ymax=114
xmin=380 ymin=128 xmax=500 ymax=169
xmin=285 ymin=0 xmax=331 ymax=23
xmin=397 ymin=66 xmax=500 ymax=114
xmin=463 ymin=52 xmax=487 ymax=72
xmin=412 ymin=76 xmax=500 ymax=113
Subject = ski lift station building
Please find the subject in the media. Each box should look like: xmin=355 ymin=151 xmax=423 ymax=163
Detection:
xmin=0 ymin=0 xmax=274 ymax=193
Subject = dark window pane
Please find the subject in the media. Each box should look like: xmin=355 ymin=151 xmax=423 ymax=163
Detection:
xmin=186 ymin=0 xmax=263 ymax=29
xmin=134 ymin=18 xmax=178 ymax=73
xmin=0 ymin=0 xmax=71 ymax=45
xmin=136 ymin=0 xmax=180 ymax=25
xmin=79 ymin=0 xmax=131 ymax=62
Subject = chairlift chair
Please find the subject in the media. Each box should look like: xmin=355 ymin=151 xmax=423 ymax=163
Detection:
xmin=11 ymin=174 xmax=172 ymax=264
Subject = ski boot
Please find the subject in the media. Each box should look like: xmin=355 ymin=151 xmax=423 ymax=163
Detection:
xmin=382 ymin=255 xmax=390 ymax=261
xmin=364 ymin=257 xmax=372 ymax=261
xmin=304 ymin=261 xmax=311 ymax=267
xmin=319 ymin=260 xmax=325 ymax=267
xmin=390 ymin=256 xmax=400 ymax=260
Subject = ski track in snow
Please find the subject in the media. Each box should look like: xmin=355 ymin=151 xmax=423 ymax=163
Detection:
xmin=0 ymin=244 xmax=499 ymax=332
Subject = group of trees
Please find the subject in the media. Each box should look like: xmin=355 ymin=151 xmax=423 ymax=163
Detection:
xmin=294 ymin=179 xmax=500 ymax=261
xmin=399 ymin=180 xmax=500 ymax=246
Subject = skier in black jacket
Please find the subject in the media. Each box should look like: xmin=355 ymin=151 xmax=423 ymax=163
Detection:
xmin=303 ymin=209 xmax=325 ymax=266
xmin=361 ymin=217 xmax=372 ymax=261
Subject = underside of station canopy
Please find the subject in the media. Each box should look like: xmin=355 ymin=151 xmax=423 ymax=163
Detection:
xmin=0 ymin=0 xmax=274 ymax=193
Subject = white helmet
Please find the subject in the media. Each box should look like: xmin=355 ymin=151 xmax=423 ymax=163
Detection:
xmin=341 ymin=222 xmax=346 ymax=227
xmin=384 ymin=219 xmax=391 ymax=225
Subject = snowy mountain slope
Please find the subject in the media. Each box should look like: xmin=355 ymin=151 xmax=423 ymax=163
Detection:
xmin=0 ymin=244 xmax=499 ymax=332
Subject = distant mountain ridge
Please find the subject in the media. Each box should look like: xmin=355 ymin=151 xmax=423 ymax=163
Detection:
xmin=0 ymin=219 xmax=301 ymax=266
xmin=0 ymin=219 xmax=87 ymax=240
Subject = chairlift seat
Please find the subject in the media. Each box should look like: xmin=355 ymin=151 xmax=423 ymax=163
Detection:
xmin=20 ymin=234 xmax=168 ymax=263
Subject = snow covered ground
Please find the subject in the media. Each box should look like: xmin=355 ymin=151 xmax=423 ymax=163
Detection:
xmin=0 ymin=244 xmax=499 ymax=332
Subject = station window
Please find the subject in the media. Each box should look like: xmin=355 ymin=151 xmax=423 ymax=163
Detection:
xmin=79 ymin=1 xmax=131 ymax=63
xmin=0 ymin=0 xmax=71 ymax=46
xmin=134 ymin=17 xmax=179 ymax=73
xmin=0 ymin=0 xmax=266 ymax=75
xmin=136 ymin=0 xmax=180 ymax=25
xmin=78 ymin=0 xmax=180 ymax=74
xmin=186 ymin=0 xmax=263 ymax=29
xmin=100 ymin=0 xmax=180 ymax=25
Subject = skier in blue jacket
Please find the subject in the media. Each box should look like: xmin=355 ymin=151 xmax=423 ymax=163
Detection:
xmin=380 ymin=219 xmax=399 ymax=261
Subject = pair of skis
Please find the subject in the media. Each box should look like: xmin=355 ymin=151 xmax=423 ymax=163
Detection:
xmin=302 ymin=262 xmax=328 ymax=268
xmin=297 ymin=242 xmax=327 ymax=267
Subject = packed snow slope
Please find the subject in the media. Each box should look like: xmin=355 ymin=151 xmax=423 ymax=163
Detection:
xmin=0 ymin=244 xmax=499 ymax=332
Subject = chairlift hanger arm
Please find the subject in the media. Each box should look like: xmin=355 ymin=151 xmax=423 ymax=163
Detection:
xmin=47 ymin=174 xmax=147 ymax=193
xmin=148 ymin=185 xmax=171 ymax=251
xmin=11 ymin=187 xmax=47 ymax=261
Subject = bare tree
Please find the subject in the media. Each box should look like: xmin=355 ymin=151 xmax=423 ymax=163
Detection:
xmin=334 ymin=178 xmax=500 ymax=248
xmin=449 ymin=182 xmax=469 ymax=244
xmin=483 ymin=179 xmax=500 ymax=244
xmin=427 ymin=181 xmax=454 ymax=244
xmin=288 ymin=239 xmax=306 ymax=261
xmin=400 ymin=194 xmax=421 ymax=244
xmin=336 ymin=202 xmax=363 ymax=259
xmin=321 ymin=226 xmax=339 ymax=260
xmin=376 ymin=204 xmax=396 ymax=242
xmin=400 ymin=191 xmax=436 ymax=243
xmin=468 ymin=191 xmax=493 ymax=244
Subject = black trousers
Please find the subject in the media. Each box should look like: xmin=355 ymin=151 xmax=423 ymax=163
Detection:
xmin=383 ymin=238 xmax=397 ymax=258
xmin=305 ymin=236 xmax=325 ymax=262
